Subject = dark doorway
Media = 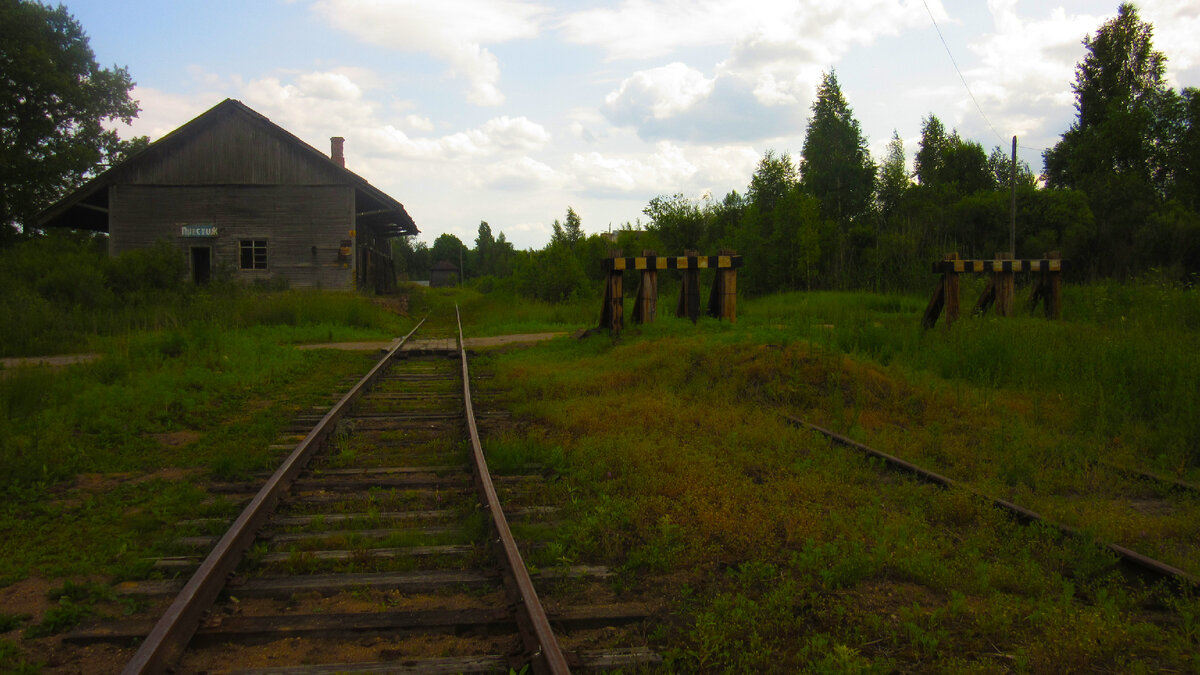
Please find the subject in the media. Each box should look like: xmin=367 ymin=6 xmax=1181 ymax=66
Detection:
xmin=191 ymin=246 xmax=211 ymax=285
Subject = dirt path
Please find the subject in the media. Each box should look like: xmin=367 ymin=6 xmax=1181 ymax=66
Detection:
xmin=1 ymin=333 xmax=566 ymax=371
xmin=0 ymin=353 xmax=99 ymax=370
xmin=296 ymin=332 xmax=567 ymax=351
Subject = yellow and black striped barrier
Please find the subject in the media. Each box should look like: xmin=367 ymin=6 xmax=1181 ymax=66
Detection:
xmin=602 ymin=255 xmax=743 ymax=272
xmin=931 ymin=259 xmax=1065 ymax=274
xmin=600 ymin=251 xmax=739 ymax=335
xmin=923 ymin=253 xmax=1064 ymax=329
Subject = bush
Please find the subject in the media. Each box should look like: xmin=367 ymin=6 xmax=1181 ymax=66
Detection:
xmin=512 ymin=244 xmax=589 ymax=302
xmin=105 ymin=239 xmax=187 ymax=297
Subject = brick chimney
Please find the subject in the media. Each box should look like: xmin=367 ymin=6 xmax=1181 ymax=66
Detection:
xmin=330 ymin=136 xmax=345 ymax=167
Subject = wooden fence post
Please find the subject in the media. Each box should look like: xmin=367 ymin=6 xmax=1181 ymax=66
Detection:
xmin=676 ymin=249 xmax=700 ymax=324
xmin=632 ymin=249 xmax=657 ymax=324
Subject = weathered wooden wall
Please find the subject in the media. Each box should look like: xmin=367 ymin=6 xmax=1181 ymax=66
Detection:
xmin=110 ymin=184 xmax=356 ymax=290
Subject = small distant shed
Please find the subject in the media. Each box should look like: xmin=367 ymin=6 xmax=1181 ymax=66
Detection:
xmin=429 ymin=260 xmax=459 ymax=288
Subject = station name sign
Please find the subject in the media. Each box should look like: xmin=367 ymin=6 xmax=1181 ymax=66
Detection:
xmin=180 ymin=224 xmax=218 ymax=237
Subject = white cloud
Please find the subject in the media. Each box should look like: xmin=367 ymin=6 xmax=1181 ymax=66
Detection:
xmin=604 ymin=63 xmax=715 ymax=122
xmin=402 ymin=114 xmax=434 ymax=132
xmin=947 ymin=3 xmax=1108 ymax=147
xmin=561 ymin=0 xmax=943 ymax=63
xmin=114 ymin=87 xmax=215 ymax=140
xmin=602 ymin=65 xmax=807 ymax=142
xmin=1138 ymin=0 xmax=1200 ymax=77
xmin=118 ymin=69 xmax=551 ymax=176
xmin=580 ymin=1 xmax=944 ymax=142
xmin=569 ymin=141 xmax=759 ymax=196
xmin=937 ymin=0 xmax=1200 ymax=155
xmin=291 ymin=71 xmax=363 ymax=101
xmin=311 ymin=0 xmax=547 ymax=105
xmin=358 ymin=115 xmax=550 ymax=161
xmin=474 ymin=156 xmax=568 ymax=190
xmin=470 ymin=116 xmax=552 ymax=152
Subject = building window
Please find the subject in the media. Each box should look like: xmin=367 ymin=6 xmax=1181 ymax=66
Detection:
xmin=240 ymin=239 xmax=267 ymax=270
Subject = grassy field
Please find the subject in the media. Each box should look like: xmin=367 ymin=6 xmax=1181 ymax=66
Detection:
xmin=0 ymin=288 xmax=420 ymax=671
xmin=460 ymin=279 xmax=1200 ymax=671
xmin=3 ymin=279 xmax=1199 ymax=672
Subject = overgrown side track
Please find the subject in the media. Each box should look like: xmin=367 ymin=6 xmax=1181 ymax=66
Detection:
xmin=785 ymin=415 xmax=1200 ymax=592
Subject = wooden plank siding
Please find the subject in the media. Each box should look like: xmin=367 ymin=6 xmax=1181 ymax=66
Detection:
xmin=37 ymin=100 xmax=416 ymax=293
xmin=111 ymin=185 xmax=356 ymax=290
xmin=116 ymin=114 xmax=346 ymax=187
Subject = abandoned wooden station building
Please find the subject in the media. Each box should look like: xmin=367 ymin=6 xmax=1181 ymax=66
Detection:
xmin=36 ymin=99 xmax=418 ymax=292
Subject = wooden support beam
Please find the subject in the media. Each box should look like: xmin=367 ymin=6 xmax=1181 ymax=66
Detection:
xmin=719 ymin=249 xmax=737 ymax=322
xmin=943 ymin=252 xmax=960 ymax=326
xmin=974 ymin=277 xmax=996 ymax=317
xmin=921 ymin=278 xmax=945 ymax=330
xmin=994 ymin=251 xmax=1014 ymax=317
xmin=599 ymin=250 xmax=624 ymax=335
xmin=676 ymin=249 xmax=700 ymax=324
xmin=922 ymin=253 xmax=959 ymax=329
xmin=1045 ymin=251 xmax=1062 ymax=319
xmin=632 ymin=249 xmax=657 ymax=324
xmin=706 ymin=249 xmax=737 ymax=322
xmin=1025 ymin=270 xmax=1046 ymax=315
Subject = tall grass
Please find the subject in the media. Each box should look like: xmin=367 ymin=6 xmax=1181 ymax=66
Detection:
xmin=424 ymin=285 xmax=595 ymax=336
xmin=737 ymin=281 xmax=1200 ymax=472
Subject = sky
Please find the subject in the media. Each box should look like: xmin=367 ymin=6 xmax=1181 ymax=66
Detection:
xmin=61 ymin=0 xmax=1200 ymax=250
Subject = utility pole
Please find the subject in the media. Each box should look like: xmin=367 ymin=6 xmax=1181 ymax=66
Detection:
xmin=1010 ymin=135 xmax=1017 ymax=258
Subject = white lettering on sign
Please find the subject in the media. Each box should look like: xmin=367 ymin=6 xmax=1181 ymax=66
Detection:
xmin=180 ymin=224 xmax=218 ymax=237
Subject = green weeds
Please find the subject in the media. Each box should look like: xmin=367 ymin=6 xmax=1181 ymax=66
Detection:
xmin=0 ymin=639 xmax=39 ymax=674
xmin=481 ymin=284 xmax=1200 ymax=670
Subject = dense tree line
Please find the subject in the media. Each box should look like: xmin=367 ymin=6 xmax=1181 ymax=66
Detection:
xmin=443 ymin=2 xmax=1195 ymax=302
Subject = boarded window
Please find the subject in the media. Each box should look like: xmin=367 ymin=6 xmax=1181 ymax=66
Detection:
xmin=240 ymin=240 xmax=267 ymax=270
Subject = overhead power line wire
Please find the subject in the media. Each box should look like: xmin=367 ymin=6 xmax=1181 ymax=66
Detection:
xmin=921 ymin=0 xmax=1007 ymax=145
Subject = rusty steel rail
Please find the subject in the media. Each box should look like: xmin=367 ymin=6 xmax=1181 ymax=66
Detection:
xmin=123 ymin=318 xmax=427 ymax=675
xmin=456 ymin=305 xmax=570 ymax=675
xmin=785 ymin=415 xmax=1200 ymax=591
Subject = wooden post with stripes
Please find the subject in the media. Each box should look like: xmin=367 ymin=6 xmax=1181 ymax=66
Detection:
xmin=706 ymin=249 xmax=737 ymax=322
xmin=599 ymin=249 xmax=624 ymax=335
xmin=676 ymin=249 xmax=701 ymax=324
xmin=632 ymin=249 xmax=657 ymax=324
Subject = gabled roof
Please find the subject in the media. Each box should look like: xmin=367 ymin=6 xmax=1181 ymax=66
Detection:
xmin=36 ymin=99 xmax=417 ymax=237
xmin=430 ymin=260 xmax=459 ymax=271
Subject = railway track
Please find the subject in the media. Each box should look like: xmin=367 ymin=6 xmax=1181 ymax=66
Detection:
xmin=69 ymin=306 xmax=658 ymax=673
xmin=785 ymin=415 xmax=1200 ymax=592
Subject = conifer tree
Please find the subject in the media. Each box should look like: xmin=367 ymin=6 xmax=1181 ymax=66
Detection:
xmin=799 ymin=70 xmax=876 ymax=226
